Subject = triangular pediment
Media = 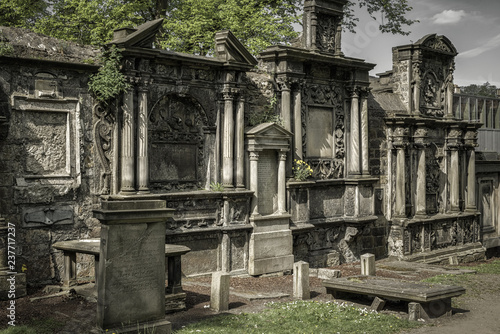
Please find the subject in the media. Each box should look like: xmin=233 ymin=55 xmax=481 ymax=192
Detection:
xmin=215 ymin=30 xmax=258 ymax=66
xmin=246 ymin=122 xmax=292 ymax=137
xmin=109 ymin=19 xmax=164 ymax=48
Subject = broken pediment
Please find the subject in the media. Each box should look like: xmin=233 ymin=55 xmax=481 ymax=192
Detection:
xmin=415 ymin=34 xmax=458 ymax=56
xmin=215 ymin=30 xmax=257 ymax=67
xmin=109 ymin=19 xmax=164 ymax=48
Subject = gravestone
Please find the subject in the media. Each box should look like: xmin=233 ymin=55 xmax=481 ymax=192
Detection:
xmin=93 ymin=200 xmax=173 ymax=333
xmin=210 ymin=271 xmax=230 ymax=312
xmin=293 ymin=261 xmax=310 ymax=300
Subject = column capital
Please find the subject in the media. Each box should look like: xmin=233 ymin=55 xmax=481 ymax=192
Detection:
xmin=279 ymin=151 xmax=287 ymax=161
xmin=249 ymin=151 xmax=260 ymax=161
xmin=276 ymin=77 xmax=292 ymax=91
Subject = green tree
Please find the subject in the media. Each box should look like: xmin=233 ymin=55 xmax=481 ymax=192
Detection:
xmin=344 ymin=0 xmax=418 ymax=35
xmin=0 ymin=0 xmax=48 ymax=28
xmin=460 ymin=82 xmax=498 ymax=98
xmin=16 ymin=0 xmax=417 ymax=55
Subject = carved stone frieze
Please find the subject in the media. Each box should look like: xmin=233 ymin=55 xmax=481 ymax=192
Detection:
xmin=316 ymin=13 xmax=337 ymax=53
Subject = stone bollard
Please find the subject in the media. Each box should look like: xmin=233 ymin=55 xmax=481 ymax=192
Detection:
xmin=361 ymin=253 xmax=375 ymax=276
xmin=293 ymin=261 xmax=310 ymax=300
xmin=210 ymin=271 xmax=230 ymax=312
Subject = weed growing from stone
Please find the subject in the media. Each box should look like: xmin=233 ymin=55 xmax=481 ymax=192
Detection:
xmin=173 ymin=300 xmax=421 ymax=333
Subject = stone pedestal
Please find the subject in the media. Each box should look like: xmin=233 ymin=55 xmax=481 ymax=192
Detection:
xmin=93 ymin=200 xmax=173 ymax=333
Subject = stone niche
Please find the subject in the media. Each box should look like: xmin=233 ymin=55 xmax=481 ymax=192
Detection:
xmin=246 ymin=123 xmax=294 ymax=275
xmin=149 ymin=93 xmax=212 ymax=192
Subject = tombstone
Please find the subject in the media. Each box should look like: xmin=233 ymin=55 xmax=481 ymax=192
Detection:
xmin=246 ymin=123 xmax=294 ymax=276
xmin=293 ymin=261 xmax=310 ymax=300
xmin=93 ymin=200 xmax=173 ymax=334
xmin=210 ymin=271 xmax=230 ymax=312
xmin=361 ymin=253 xmax=375 ymax=276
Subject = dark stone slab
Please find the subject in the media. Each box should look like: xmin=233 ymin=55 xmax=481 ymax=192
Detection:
xmin=323 ymin=276 xmax=465 ymax=303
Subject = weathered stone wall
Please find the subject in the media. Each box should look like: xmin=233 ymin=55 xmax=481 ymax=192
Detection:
xmin=0 ymin=27 xmax=100 ymax=285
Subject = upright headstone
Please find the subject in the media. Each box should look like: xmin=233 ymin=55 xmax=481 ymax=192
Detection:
xmin=93 ymin=200 xmax=173 ymax=334
xmin=293 ymin=261 xmax=310 ymax=300
xmin=361 ymin=253 xmax=375 ymax=276
xmin=210 ymin=271 xmax=230 ymax=312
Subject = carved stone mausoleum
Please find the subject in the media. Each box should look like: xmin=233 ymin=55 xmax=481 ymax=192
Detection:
xmin=0 ymin=0 xmax=498 ymax=288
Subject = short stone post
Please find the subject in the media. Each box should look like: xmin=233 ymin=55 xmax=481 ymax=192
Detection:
xmin=210 ymin=271 xmax=230 ymax=312
xmin=293 ymin=261 xmax=310 ymax=300
xmin=361 ymin=253 xmax=375 ymax=276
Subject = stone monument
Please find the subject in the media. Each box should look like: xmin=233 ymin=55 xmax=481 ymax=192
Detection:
xmin=93 ymin=200 xmax=173 ymax=333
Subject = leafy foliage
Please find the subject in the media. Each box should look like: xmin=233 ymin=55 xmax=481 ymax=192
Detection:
xmin=460 ymin=82 xmax=499 ymax=98
xmin=209 ymin=182 xmax=225 ymax=191
xmin=0 ymin=0 xmax=48 ymax=28
xmin=293 ymin=159 xmax=313 ymax=181
xmin=2 ymin=0 xmax=417 ymax=55
xmin=88 ymin=46 xmax=130 ymax=103
xmin=249 ymin=94 xmax=283 ymax=126
xmin=344 ymin=0 xmax=418 ymax=35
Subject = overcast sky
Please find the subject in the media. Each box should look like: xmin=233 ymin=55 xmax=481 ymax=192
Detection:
xmin=342 ymin=0 xmax=500 ymax=87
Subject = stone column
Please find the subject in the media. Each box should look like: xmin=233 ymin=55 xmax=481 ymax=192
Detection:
xmin=393 ymin=126 xmax=408 ymax=218
xmin=414 ymin=127 xmax=427 ymax=215
xmin=137 ymin=84 xmax=149 ymax=194
xmin=334 ymin=24 xmax=343 ymax=56
xmin=222 ymin=91 xmax=234 ymax=188
xmin=349 ymin=88 xmax=361 ymax=176
xmin=120 ymin=86 xmax=136 ymax=194
xmin=360 ymin=89 xmax=369 ymax=175
xmin=293 ymin=87 xmax=303 ymax=159
xmin=235 ymin=96 xmax=245 ymax=188
xmin=447 ymin=128 xmax=462 ymax=212
xmin=278 ymin=151 xmax=287 ymax=214
xmin=279 ymin=78 xmax=291 ymax=131
xmin=465 ymin=129 xmax=477 ymax=211
xmin=449 ymin=148 xmax=460 ymax=211
xmin=249 ymin=151 xmax=259 ymax=216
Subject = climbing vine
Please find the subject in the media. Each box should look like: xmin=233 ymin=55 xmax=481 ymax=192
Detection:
xmin=88 ymin=45 xmax=130 ymax=104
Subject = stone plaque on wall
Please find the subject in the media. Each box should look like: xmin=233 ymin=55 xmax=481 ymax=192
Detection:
xmin=306 ymin=107 xmax=333 ymax=158
xmin=150 ymin=143 xmax=197 ymax=182
xmin=258 ymin=150 xmax=277 ymax=215
xmin=14 ymin=111 xmax=69 ymax=176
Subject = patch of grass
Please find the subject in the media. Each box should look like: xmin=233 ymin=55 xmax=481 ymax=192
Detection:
xmin=0 ymin=318 xmax=64 ymax=334
xmin=464 ymin=259 xmax=500 ymax=274
xmin=174 ymin=300 xmax=422 ymax=334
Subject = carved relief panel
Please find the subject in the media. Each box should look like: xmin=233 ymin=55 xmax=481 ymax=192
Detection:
xmin=149 ymin=94 xmax=209 ymax=191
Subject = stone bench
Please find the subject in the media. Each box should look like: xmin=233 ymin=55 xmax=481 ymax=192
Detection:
xmin=323 ymin=276 xmax=465 ymax=320
xmin=52 ymin=239 xmax=190 ymax=297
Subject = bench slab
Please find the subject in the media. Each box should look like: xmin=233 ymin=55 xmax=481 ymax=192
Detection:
xmin=323 ymin=276 xmax=465 ymax=319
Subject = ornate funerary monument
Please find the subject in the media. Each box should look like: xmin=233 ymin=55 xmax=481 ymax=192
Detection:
xmin=0 ymin=0 xmax=498 ymax=300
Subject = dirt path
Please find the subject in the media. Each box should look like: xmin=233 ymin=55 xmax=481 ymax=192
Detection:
xmin=402 ymin=274 xmax=500 ymax=334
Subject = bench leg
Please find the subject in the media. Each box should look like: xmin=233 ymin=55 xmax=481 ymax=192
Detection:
xmin=94 ymin=255 xmax=99 ymax=295
xmin=421 ymin=298 xmax=452 ymax=318
xmin=166 ymin=255 xmax=183 ymax=294
xmin=371 ymin=296 xmax=386 ymax=311
xmin=63 ymin=251 xmax=77 ymax=287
